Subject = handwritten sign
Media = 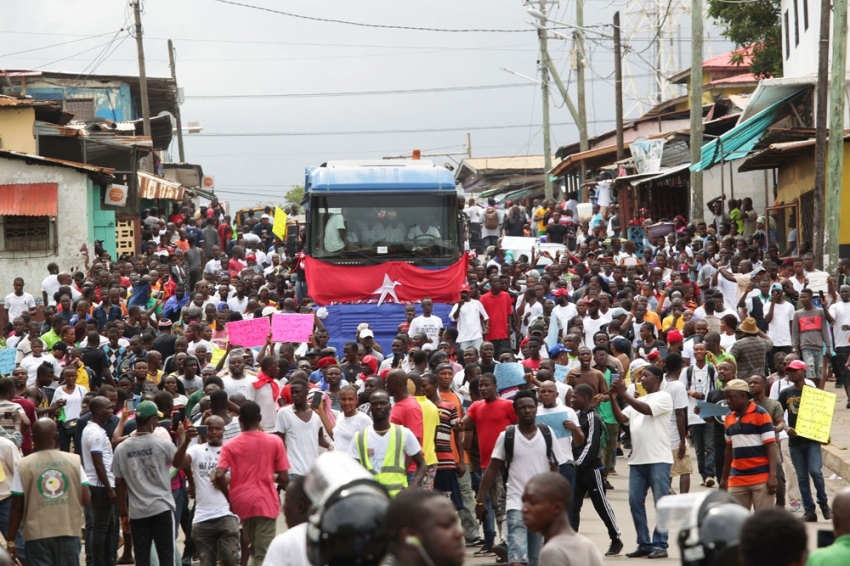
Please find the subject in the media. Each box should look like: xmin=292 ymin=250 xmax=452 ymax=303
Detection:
xmin=494 ymin=362 xmax=526 ymax=392
xmin=273 ymin=207 xmax=288 ymax=241
xmin=226 ymin=317 xmax=270 ymax=348
xmin=536 ymin=412 xmax=572 ymax=440
xmin=554 ymin=364 xmax=569 ymax=383
xmin=795 ymin=386 xmax=836 ymax=443
xmin=210 ymin=346 xmax=227 ymax=367
xmin=271 ymin=313 xmax=314 ymax=343
xmin=806 ymin=271 xmax=829 ymax=293
xmin=0 ymin=349 xmax=16 ymax=375
xmin=696 ymin=400 xmax=731 ymax=420
xmin=546 ymin=316 xmax=560 ymax=351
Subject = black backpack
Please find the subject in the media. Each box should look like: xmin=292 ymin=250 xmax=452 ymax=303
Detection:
xmin=502 ymin=424 xmax=558 ymax=480
xmin=686 ymin=364 xmax=717 ymax=391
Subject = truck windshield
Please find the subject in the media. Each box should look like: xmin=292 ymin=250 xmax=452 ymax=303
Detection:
xmin=309 ymin=192 xmax=458 ymax=261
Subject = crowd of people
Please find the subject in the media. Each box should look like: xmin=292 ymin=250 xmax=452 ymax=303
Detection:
xmin=0 ymin=192 xmax=847 ymax=566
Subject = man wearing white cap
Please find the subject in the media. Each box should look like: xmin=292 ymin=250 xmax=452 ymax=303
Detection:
xmin=358 ymin=328 xmax=384 ymax=363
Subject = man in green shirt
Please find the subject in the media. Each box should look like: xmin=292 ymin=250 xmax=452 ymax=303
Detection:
xmin=808 ymin=488 xmax=850 ymax=566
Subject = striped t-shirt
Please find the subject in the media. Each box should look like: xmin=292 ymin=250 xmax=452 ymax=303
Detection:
xmin=434 ymin=399 xmax=459 ymax=471
xmin=724 ymin=401 xmax=775 ymax=487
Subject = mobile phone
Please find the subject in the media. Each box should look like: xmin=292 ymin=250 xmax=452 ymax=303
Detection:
xmin=172 ymin=409 xmax=186 ymax=431
xmin=126 ymin=399 xmax=136 ymax=412
xmin=2 ymin=412 xmax=11 ymax=420
xmin=195 ymin=425 xmax=208 ymax=436
xmin=311 ymin=392 xmax=323 ymax=409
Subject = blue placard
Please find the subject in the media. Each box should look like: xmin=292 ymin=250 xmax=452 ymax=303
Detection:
xmin=554 ymin=364 xmax=569 ymax=383
xmin=0 ymin=349 xmax=15 ymax=375
xmin=494 ymin=362 xmax=526 ymax=391
xmin=536 ymin=413 xmax=571 ymax=440
xmin=546 ymin=316 xmax=561 ymax=351
xmin=696 ymin=400 xmax=731 ymax=419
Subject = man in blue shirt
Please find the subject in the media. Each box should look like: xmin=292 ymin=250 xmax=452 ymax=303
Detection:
xmin=162 ymin=284 xmax=189 ymax=324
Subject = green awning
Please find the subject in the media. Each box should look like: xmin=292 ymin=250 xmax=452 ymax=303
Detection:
xmin=691 ymin=89 xmax=807 ymax=172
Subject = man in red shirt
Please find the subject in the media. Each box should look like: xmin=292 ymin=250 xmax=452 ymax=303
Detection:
xmin=387 ymin=370 xmax=423 ymax=444
xmin=480 ymin=275 xmax=517 ymax=357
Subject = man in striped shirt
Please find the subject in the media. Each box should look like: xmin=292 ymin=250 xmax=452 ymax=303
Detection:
xmin=720 ymin=378 xmax=778 ymax=510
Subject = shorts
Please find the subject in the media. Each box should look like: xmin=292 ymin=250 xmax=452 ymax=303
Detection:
xmin=671 ymin=449 xmax=694 ymax=477
xmin=433 ymin=468 xmax=464 ymax=509
xmin=801 ymin=349 xmax=824 ymax=382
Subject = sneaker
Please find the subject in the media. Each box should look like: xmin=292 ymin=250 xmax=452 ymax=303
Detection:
xmin=790 ymin=500 xmax=803 ymax=512
xmin=705 ymin=477 xmax=716 ymax=488
xmin=802 ymin=511 xmax=818 ymax=522
xmin=465 ymin=537 xmax=484 ymax=547
xmin=822 ymin=505 xmax=833 ymax=520
xmin=699 ymin=479 xmax=706 ymax=487
xmin=606 ymin=539 xmax=624 ymax=556
xmin=473 ymin=545 xmax=495 ymax=557
xmin=609 ymin=468 xmax=618 ymax=476
xmin=493 ymin=542 xmax=508 ymax=563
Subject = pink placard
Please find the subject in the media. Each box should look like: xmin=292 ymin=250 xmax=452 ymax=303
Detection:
xmin=226 ymin=317 xmax=270 ymax=348
xmin=272 ymin=313 xmax=314 ymax=343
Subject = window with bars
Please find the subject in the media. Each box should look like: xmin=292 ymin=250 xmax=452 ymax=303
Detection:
xmin=63 ymin=99 xmax=95 ymax=121
xmin=0 ymin=216 xmax=53 ymax=252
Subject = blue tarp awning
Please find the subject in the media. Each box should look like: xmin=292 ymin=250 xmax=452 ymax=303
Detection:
xmin=690 ymin=89 xmax=807 ymax=172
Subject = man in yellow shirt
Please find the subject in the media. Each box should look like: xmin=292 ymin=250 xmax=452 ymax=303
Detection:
xmin=662 ymin=299 xmax=686 ymax=332
xmin=409 ymin=373 xmax=439 ymax=491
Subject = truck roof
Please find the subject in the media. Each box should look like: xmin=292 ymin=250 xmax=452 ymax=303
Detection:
xmin=305 ymin=160 xmax=456 ymax=193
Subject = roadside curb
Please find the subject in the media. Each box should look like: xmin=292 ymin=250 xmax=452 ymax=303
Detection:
xmin=823 ymin=443 xmax=850 ymax=480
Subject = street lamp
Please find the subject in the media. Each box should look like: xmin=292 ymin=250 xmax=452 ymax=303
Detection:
xmin=526 ymin=6 xmax=615 ymax=40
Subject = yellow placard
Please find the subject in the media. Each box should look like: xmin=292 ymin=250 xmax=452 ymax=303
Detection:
xmin=210 ymin=346 xmax=227 ymax=367
xmin=795 ymin=386 xmax=836 ymax=443
xmin=272 ymin=207 xmax=288 ymax=241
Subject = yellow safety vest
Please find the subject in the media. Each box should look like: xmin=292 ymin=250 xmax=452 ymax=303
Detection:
xmin=356 ymin=424 xmax=408 ymax=497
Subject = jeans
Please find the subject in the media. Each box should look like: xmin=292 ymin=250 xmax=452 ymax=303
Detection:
xmin=457 ymin=464 xmax=480 ymax=543
xmin=192 ymin=515 xmax=241 ymax=566
xmin=0 ymin=496 xmax=26 ymax=565
xmin=129 ymin=510 xmax=175 ymax=566
xmin=689 ymin=423 xmax=715 ymax=479
xmin=27 ymin=536 xmax=80 ymax=566
xmin=470 ymin=471 xmax=496 ymax=547
xmin=628 ymin=463 xmax=671 ymax=551
xmin=789 ymin=440 xmax=828 ymax=513
xmin=89 ymin=486 xmax=118 ymax=566
xmin=801 ymin=349 xmax=824 ymax=383
xmin=559 ymin=463 xmax=575 ymax=511
xmin=506 ymin=509 xmax=542 ymax=566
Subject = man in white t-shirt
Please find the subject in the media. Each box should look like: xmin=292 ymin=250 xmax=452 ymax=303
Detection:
xmin=679 ymin=343 xmax=718 ymax=487
xmin=41 ymin=263 xmax=61 ymax=307
xmin=4 ymin=278 xmax=36 ymax=321
xmin=536 ymin=381 xmax=582 ymax=495
xmin=829 ymin=285 xmax=850 ymax=407
xmin=174 ymin=416 xmax=241 ymax=566
xmin=766 ymin=282 xmax=796 ymax=360
xmin=274 ymin=380 xmax=329 ymax=478
xmin=323 ymin=213 xmax=347 ymax=253
xmin=661 ymin=354 xmax=691 ymax=495
xmin=475 ymin=390 xmax=563 ymax=566
xmin=449 ymin=286 xmax=489 ymax=351
xmin=263 ymin=476 xmax=312 ymax=566
xmin=81 ymin=397 xmax=118 ymax=566
xmin=408 ymin=298 xmax=444 ymax=346
xmin=609 ymin=365 xmax=673 ymax=559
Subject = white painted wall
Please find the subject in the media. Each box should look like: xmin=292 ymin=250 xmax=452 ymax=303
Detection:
xmin=781 ymin=0 xmax=821 ymax=79
xmin=699 ymin=158 xmax=772 ymax=222
xmin=0 ymin=159 xmax=92 ymax=298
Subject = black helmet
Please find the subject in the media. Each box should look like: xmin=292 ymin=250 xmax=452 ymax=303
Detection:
xmin=678 ymin=491 xmax=750 ymax=566
xmin=307 ymin=481 xmax=390 ymax=566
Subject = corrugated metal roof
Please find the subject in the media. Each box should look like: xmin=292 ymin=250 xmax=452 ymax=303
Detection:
xmin=0 ymin=149 xmax=114 ymax=181
xmin=457 ymin=155 xmax=555 ymax=176
xmin=138 ymin=171 xmax=184 ymax=200
xmin=0 ymin=183 xmax=58 ymax=216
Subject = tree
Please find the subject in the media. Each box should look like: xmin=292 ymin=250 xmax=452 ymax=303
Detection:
xmin=707 ymin=0 xmax=782 ymax=78
xmin=285 ymin=185 xmax=304 ymax=210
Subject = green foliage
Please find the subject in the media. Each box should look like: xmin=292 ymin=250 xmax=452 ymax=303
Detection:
xmin=285 ymin=185 xmax=305 ymax=208
xmin=707 ymin=0 xmax=783 ymax=78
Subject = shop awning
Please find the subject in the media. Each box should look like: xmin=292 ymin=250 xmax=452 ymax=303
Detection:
xmin=138 ymin=171 xmax=185 ymax=201
xmin=0 ymin=183 xmax=58 ymax=216
xmin=691 ymin=90 xmax=807 ymax=172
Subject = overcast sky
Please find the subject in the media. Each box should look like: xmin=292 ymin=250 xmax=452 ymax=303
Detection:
xmin=3 ymin=0 xmax=733 ymax=209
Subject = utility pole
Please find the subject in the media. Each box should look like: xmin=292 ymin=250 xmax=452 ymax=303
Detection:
xmin=132 ymin=0 xmax=152 ymax=139
xmin=613 ymin=11 xmax=625 ymax=161
xmin=826 ymin=0 xmax=848 ymax=272
xmin=467 ymin=132 xmax=472 ymax=158
xmin=575 ymin=0 xmax=589 ymax=152
xmin=538 ymin=0 xmax=554 ymax=200
xmin=167 ymin=40 xmax=186 ymax=162
xmin=812 ymin=0 xmax=831 ymax=269
xmin=688 ymin=0 xmax=704 ymax=221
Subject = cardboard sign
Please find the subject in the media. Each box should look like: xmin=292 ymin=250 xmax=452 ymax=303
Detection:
xmin=795 ymin=386 xmax=836 ymax=443
xmin=494 ymin=362 xmax=526 ymax=392
xmin=226 ymin=317 xmax=270 ymax=348
xmin=546 ymin=315 xmax=560 ymax=351
xmin=696 ymin=400 xmax=731 ymax=420
xmin=271 ymin=313 xmax=314 ymax=343
xmin=210 ymin=346 xmax=227 ymax=367
xmin=273 ymin=207 xmax=288 ymax=241
xmin=554 ymin=364 xmax=569 ymax=383
xmin=536 ymin=413 xmax=572 ymax=440
xmin=0 ymin=349 xmax=15 ymax=375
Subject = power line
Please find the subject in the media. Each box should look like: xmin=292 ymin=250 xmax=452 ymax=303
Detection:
xmin=194 ymin=120 xmax=616 ymax=138
xmin=0 ymin=30 xmax=122 ymax=59
xmin=187 ymin=83 xmax=535 ymax=100
xmin=208 ymin=0 xmax=532 ymax=33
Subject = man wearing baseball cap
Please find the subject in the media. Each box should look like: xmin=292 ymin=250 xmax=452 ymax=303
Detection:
xmin=777 ymin=360 xmax=832 ymax=522
xmin=719 ymin=379 xmax=777 ymax=510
